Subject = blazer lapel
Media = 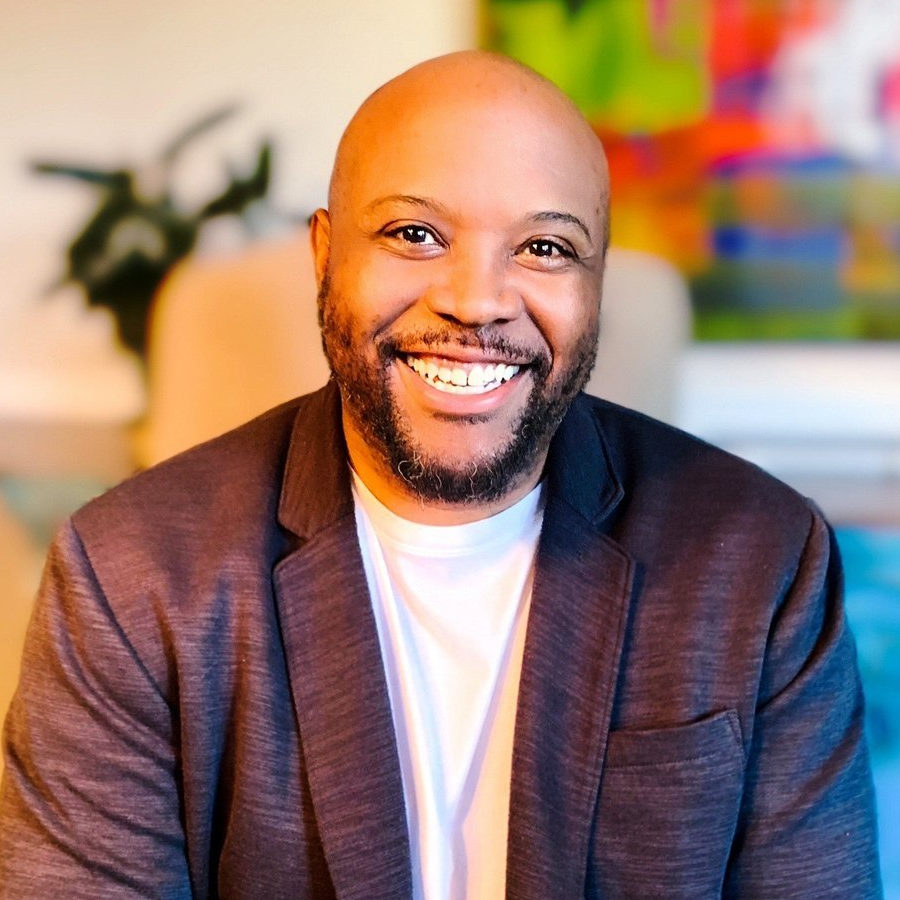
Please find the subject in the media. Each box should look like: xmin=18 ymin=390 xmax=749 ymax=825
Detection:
xmin=273 ymin=384 xmax=412 ymax=900
xmin=506 ymin=396 xmax=635 ymax=900
xmin=270 ymin=387 xmax=634 ymax=900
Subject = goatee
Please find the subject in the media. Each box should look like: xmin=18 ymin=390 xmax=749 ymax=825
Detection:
xmin=318 ymin=275 xmax=597 ymax=507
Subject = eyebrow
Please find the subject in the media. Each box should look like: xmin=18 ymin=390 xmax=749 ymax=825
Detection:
xmin=528 ymin=210 xmax=593 ymax=243
xmin=363 ymin=194 xmax=451 ymax=217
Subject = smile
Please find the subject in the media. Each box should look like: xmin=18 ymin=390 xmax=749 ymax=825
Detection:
xmin=404 ymin=354 xmax=521 ymax=395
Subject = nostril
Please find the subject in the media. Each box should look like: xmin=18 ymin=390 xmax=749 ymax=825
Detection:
xmin=435 ymin=309 xmax=513 ymax=326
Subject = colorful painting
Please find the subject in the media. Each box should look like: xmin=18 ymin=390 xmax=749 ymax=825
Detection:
xmin=484 ymin=0 xmax=900 ymax=340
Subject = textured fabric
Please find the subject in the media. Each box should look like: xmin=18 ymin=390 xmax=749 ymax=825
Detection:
xmin=352 ymin=474 xmax=543 ymax=900
xmin=0 ymin=381 xmax=884 ymax=899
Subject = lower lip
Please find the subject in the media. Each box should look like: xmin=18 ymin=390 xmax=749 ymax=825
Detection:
xmin=394 ymin=358 xmax=529 ymax=417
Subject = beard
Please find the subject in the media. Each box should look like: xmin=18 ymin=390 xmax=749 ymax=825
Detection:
xmin=318 ymin=275 xmax=598 ymax=508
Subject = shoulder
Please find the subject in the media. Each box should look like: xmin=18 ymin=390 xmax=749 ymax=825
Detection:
xmin=53 ymin=388 xmax=337 ymax=688
xmin=568 ymin=399 xmax=840 ymax=691
xmin=75 ymin=398 xmax=294 ymax=537
xmin=70 ymin=387 xmax=336 ymax=577
xmin=570 ymin=392 xmax=819 ymax=547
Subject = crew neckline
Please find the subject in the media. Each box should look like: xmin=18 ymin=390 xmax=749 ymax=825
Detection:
xmin=350 ymin=470 xmax=545 ymax=557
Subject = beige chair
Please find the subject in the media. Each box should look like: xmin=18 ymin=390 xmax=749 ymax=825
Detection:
xmin=138 ymin=233 xmax=691 ymax=467
xmin=137 ymin=231 xmax=331 ymax=467
xmin=586 ymin=247 xmax=692 ymax=424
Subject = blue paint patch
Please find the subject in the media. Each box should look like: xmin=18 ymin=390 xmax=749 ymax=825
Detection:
xmin=837 ymin=526 xmax=900 ymax=897
xmin=712 ymin=225 xmax=846 ymax=265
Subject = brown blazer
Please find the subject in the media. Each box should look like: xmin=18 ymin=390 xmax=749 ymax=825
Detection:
xmin=0 ymin=383 xmax=882 ymax=899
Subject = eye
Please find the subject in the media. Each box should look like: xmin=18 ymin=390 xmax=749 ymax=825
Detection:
xmin=385 ymin=224 xmax=439 ymax=245
xmin=516 ymin=237 xmax=577 ymax=270
xmin=522 ymin=239 xmax=572 ymax=258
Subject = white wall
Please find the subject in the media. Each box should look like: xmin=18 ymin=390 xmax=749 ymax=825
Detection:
xmin=680 ymin=344 xmax=900 ymax=471
xmin=0 ymin=0 xmax=477 ymax=419
xmin=677 ymin=342 xmax=900 ymax=524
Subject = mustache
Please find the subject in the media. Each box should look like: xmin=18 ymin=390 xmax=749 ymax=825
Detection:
xmin=379 ymin=327 xmax=551 ymax=374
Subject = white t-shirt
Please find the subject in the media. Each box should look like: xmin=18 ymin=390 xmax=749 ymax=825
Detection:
xmin=352 ymin=475 xmax=545 ymax=900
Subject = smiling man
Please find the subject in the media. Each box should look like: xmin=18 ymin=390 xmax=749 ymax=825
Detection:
xmin=313 ymin=54 xmax=607 ymax=522
xmin=0 ymin=52 xmax=882 ymax=900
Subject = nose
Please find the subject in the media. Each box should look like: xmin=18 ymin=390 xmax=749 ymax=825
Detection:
xmin=424 ymin=248 xmax=523 ymax=326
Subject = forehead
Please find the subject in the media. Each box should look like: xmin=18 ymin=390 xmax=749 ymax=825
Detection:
xmin=337 ymin=88 xmax=606 ymax=231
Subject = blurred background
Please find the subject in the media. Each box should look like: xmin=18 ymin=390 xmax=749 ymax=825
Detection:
xmin=1 ymin=0 xmax=897 ymax=892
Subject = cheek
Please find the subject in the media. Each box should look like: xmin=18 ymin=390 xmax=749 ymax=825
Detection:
xmin=522 ymin=276 xmax=601 ymax=363
xmin=331 ymin=251 xmax=427 ymax=333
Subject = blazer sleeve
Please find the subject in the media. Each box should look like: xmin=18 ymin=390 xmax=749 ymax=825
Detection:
xmin=724 ymin=507 xmax=883 ymax=898
xmin=0 ymin=520 xmax=192 ymax=899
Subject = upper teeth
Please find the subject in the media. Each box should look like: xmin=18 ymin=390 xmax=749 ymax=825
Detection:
xmin=406 ymin=356 xmax=520 ymax=393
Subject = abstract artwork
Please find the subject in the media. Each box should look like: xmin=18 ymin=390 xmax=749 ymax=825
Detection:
xmin=484 ymin=0 xmax=900 ymax=339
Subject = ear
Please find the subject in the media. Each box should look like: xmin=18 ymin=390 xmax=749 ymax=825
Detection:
xmin=309 ymin=208 xmax=332 ymax=288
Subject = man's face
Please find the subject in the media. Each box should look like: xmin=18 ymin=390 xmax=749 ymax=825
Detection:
xmin=314 ymin=79 xmax=608 ymax=516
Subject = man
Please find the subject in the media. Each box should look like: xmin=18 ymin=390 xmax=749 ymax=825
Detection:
xmin=0 ymin=51 xmax=882 ymax=899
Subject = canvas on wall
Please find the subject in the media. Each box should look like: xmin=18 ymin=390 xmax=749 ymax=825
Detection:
xmin=483 ymin=0 xmax=900 ymax=340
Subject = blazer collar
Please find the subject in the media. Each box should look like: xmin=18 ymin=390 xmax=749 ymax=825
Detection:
xmin=545 ymin=391 xmax=625 ymax=528
xmin=274 ymin=385 xmax=634 ymax=900
xmin=278 ymin=380 xmax=354 ymax=540
xmin=276 ymin=385 xmax=626 ymax=539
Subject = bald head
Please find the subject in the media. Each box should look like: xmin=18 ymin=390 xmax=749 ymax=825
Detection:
xmin=327 ymin=51 xmax=609 ymax=250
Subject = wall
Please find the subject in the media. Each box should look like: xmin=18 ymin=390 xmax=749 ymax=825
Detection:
xmin=0 ymin=0 xmax=477 ymax=419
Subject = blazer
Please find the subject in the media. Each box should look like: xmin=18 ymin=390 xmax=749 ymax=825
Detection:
xmin=0 ymin=382 xmax=883 ymax=899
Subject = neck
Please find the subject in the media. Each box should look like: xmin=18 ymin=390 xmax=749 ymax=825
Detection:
xmin=343 ymin=425 xmax=546 ymax=526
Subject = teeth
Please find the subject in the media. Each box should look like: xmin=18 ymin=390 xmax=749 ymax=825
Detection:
xmin=405 ymin=355 xmax=520 ymax=393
